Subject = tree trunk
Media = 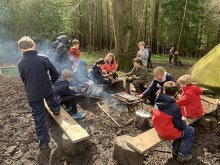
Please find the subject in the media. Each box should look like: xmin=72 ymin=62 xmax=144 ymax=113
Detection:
xmin=111 ymin=0 xmax=137 ymax=71
xmin=151 ymin=0 xmax=160 ymax=54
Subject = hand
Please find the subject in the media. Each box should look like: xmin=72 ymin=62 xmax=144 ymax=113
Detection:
xmin=127 ymin=77 xmax=132 ymax=80
xmin=123 ymin=73 xmax=127 ymax=76
xmin=137 ymin=94 xmax=143 ymax=98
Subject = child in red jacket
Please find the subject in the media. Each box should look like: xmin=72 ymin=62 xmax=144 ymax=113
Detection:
xmin=176 ymin=74 xmax=203 ymax=118
xmin=152 ymin=81 xmax=195 ymax=162
xmin=69 ymin=39 xmax=80 ymax=68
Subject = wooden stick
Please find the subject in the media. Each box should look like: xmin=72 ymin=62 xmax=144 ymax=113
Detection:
xmin=96 ymin=102 xmax=121 ymax=127
xmin=123 ymin=117 xmax=135 ymax=127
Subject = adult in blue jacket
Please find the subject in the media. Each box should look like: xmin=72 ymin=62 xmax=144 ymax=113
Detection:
xmin=137 ymin=66 xmax=175 ymax=105
xmin=18 ymin=36 xmax=60 ymax=149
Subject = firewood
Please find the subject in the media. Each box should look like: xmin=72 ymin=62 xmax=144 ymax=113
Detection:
xmin=96 ymin=102 xmax=122 ymax=127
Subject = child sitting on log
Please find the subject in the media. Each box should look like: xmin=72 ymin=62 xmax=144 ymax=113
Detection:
xmin=53 ymin=69 xmax=85 ymax=119
xmin=176 ymin=74 xmax=203 ymax=118
xmin=124 ymin=58 xmax=148 ymax=94
xmin=152 ymin=81 xmax=195 ymax=163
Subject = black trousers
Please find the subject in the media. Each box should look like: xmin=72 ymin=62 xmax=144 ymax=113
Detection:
xmin=60 ymin=95 xmax=77 ymax=114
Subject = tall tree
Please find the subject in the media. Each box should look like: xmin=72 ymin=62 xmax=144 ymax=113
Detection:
xmin=151 ymin=0 xmax=160 ymax=54
xmin=111 ymin=0 xmax=138 ymax=71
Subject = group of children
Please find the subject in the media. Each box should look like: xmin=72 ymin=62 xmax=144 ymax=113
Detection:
xmin=17 ymin=36 xmax=204 ymax=163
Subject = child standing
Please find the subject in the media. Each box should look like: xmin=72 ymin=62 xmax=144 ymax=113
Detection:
xmin=152 ymin=81 xmax=195 ymax=163
xmin=124 ymin=58 xmax=148 ymax=94
xmin=137 ymin=41 xmax=149 ymax=67
xmin=69 ymin=39 xmax=80 ymax=68
xmin=146 ymin=45 xmax=152 ymax=68
xmin=18 ymin=36 xmax=60 ymax=149
xmin=53 ymin=69 xmax=85 ymax=119
xmin=176 ymin=74 xmax=203 ymax=118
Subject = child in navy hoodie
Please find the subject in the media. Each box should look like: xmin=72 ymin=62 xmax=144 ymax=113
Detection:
xmin=53 ymin=69 xmax=85 ymax=119
xmin=152 ymin=81 xmax=195 ymax=163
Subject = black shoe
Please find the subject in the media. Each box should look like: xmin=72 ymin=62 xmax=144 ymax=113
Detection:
xmin=53 ymin=111 xmax=60 ymax=115
xmin=177 ymin=153 xmax=193 ymax=162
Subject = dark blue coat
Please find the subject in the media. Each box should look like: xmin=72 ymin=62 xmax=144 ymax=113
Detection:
xmin=53 ymin=79 xmax=76 ymax=96
xmin=18 ymin=50 xmax=59 ymax=102
xmin=143 ymin=73 xmax=175 ymax=96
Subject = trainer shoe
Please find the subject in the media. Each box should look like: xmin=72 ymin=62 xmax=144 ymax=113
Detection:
xmin=72 ymin=112 xmax=85 ymax=119
xmin=53 ymin=111 xmax=60 ymax=115
xmin=177 ymin=153 xmax=193 ymax=162
xmin=171 ymin=148 xmax=179 ymax=159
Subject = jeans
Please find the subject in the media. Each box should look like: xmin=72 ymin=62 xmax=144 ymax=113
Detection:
xmin=28 ymin=94 xmax=60 ymax=145
xmin=172 ymin=126 xmax=195 ymax=156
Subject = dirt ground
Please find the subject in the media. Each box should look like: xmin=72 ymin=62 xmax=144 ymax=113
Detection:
xmin=0 ymin=66 xmax=220 ymax=165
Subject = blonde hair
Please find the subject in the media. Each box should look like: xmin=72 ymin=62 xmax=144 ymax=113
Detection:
xmin=18 ymin=36 xmax=35 ymax=49
xmin=154 ymin=66 xmax=165 ymax=75
xmin=61 ymin=69 xmax=73 ymax=80
xmin=177 ymin=74 xmax=192 ymax=85
xmin=138 ymin=41 xmax=145 ymax=46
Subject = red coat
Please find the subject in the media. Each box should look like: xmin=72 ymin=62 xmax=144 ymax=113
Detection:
xmin=69 ymin=47 xmax=80 ymax=60
xmin=152 ymin=109 xmax=182 ymax=140
xmin=101 ymin=60 xmax=117 ymax=73
xmin=176 ymin=84 xmax=203 ymax=118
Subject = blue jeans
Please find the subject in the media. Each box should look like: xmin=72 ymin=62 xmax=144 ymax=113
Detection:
xmin=29 ymin=94 xmax=60 ymax=145
xmin=172 ymin=126 xmax=195 ymax=156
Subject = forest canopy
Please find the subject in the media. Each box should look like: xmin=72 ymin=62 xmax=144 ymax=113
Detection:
xmin=0 ymin=0 xmax=220 ymax=61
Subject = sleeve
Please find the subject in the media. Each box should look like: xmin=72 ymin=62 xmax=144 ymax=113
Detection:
xmin=142 ymin=79 xmax=158 ymax=96
xmin=18 ymin=62 xmax=25 ymax=83
xmin=46 ymin=58 xmax=59 ymax=83
xmin=111 ymin=61 xmax=117 ymax=73
xmin=127 ymin=67 xmax=135 ymax=76
xmin=172 ymin=109 xmax=186 ymax=130
xmin=176 ymin=92 xmax=192 ymax=106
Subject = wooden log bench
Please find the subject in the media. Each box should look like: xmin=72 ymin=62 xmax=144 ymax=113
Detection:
xmin=44 ymin=101 xmax=90 ymax=143
xmin=127 ymin=95 xmax=219 ymax=154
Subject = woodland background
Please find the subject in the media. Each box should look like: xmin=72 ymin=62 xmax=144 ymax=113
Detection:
xmin=0 ymin=0 xmax=220 ymax=69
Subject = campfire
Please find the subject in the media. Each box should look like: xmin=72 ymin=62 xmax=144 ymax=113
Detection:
xmin=96 ymin=92 xmax=152 ymax=128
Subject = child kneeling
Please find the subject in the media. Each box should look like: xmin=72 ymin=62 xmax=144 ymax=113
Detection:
xmin=152 ymin=81 xmax=195 ymax=163
xmin=53 ymin=69 xmax=85 ymax=119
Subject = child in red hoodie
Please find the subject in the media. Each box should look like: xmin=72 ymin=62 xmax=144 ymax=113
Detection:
xmin=176 ymin=74 xmax=203 ymax=118
xmin=69 ymin=39 xmax=80 ymax=68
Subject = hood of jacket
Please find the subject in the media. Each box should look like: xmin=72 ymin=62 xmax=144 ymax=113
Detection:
xmin=182 ymin=84 xmax=203 ymax=96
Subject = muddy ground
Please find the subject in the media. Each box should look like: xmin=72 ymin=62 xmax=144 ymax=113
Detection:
xmin=0 ymin=64 xmax=220 ymax=165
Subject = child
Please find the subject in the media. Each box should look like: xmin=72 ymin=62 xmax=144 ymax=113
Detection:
xmin=176 ymin=74 xmax=203 ymax=118
xmin=137 ymin=66 xmax=175 ymax=105
xmin=152 ymin=81 xmax=195 ymax=163
xmin=169 ymin=46 xmax=174 ymax=64
xmin=69 ymin=39 xmax=80 ymax=68
xmin=101 ymin=53 xmax=118 ymax=79
xmin=91 ymin=58 xmax=110 ymax=85
xmin=53 ymin=69 xmax=85 ymax=119
xmin=137 ymin=41 xmax=149 ymax=67
xmin=124 ymin=58 xmax=148 ymax=94
xmin=18 ymin=36 xmax=60 ymax=149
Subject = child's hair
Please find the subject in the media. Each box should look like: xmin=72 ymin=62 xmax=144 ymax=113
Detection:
xmin=96 ymin=58 xmax=105 ymax=65
xmin=18 ymin=36 xmax=35 ymax=49
xmin=61 ymin=69 xmax=73 ymax=80
xmin=138 ymin=41 xmax=145 ymax=47
xmin=154 ymin=66 xmax=165 ymax=75
xmin=163 ymin=81 xmax=179 ymax=96
xmin=106 ymin=53 xmax=115 ymax=65
xmin=133 ymin=57 xmax=143 ymax=65
xmin=177 ymin=74 xmax=192 ymax=86
xmin=72 ymin=39 xmax=80 ymax=46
